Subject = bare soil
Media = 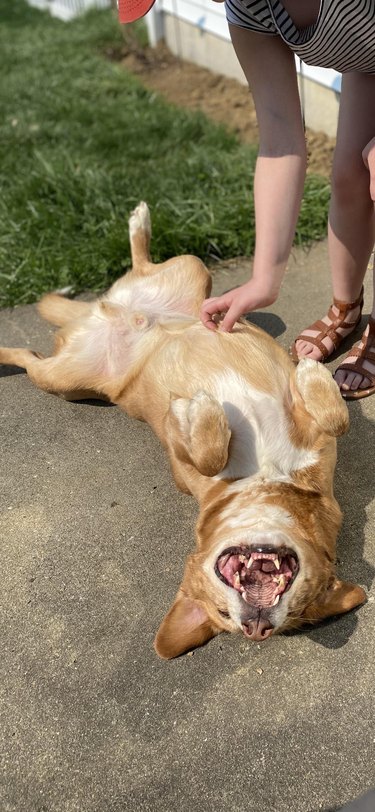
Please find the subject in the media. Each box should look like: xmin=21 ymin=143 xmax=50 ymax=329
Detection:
xmin=116 ymin=40 xmax=335 ymax=178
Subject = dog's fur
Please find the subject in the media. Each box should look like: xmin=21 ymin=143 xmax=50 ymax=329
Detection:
xmin=0 ymin=203 xmax=365 ymax=658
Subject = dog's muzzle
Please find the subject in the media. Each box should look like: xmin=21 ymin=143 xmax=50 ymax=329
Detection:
xmin=215 ymin=544 xmax=299 ymax=640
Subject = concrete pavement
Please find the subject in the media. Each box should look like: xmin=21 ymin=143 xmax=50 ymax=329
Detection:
xmin=0 ymin=240 xmax=374 ymax=812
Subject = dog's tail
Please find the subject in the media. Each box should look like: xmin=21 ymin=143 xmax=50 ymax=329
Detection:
xmin=37 ymin=293 xmax=92 ymax=326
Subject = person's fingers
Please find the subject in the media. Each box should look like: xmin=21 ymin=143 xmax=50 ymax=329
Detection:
xmin=201 ymin=296 xmax=228 ymax=315
xmin=219 ymin=304 xmax=244 ymax=332
xmin=200 ymin=305 xmax=219 ymax=329
xmin=200 ymin=296 xmax=230 ymax=330
xmin=201 ymin=318 xmax=218 ymax=331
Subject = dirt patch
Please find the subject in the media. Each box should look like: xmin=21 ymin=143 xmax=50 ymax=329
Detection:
xmin=114 ymin=40 xmax=335 ymax=178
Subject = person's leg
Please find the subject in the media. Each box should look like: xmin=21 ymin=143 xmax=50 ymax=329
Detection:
xmin=334 ymin=134 xmax=375 ymax=394
xmin=294 ymin=73 xmax=375 ymax=371
xmin=333 ymin=254 xmax=375 ymax=395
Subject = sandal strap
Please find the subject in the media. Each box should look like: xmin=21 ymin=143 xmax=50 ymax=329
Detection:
xmin=292 ymin=287 xmax=364 ymax=363
xmin=293 ymin=323 xmax=332 ymax=360
xmin=326 ymin=305 xmax=362 ymax=334
xmin=332 ymin=286 xmax=364 ymax=312
xmin=353 ymin=316 xmax=375 ymax=355
xmin=347 ymin=346 xmax=375 ymax=362
xmin=336 ymin=360 xmax=375 ymax=386
xmin=335 ymin=316 xmax=375 ymax=385
xmin=294 ymin=305 xmax=363 ymax=359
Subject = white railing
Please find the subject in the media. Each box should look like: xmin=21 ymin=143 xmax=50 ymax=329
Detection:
xmin=27 ymin=0 xmax=110 ymax=21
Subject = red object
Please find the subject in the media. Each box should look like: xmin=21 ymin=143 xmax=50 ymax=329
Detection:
xmin=117 ymin=0 xmax=157 ymax=23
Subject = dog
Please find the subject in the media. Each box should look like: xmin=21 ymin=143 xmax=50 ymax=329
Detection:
xmin=0 ymin=203 xmax=366 ymax=658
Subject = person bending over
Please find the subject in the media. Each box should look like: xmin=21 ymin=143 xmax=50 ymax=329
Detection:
xmin=199 ymin=1 xmax=375 ymax=400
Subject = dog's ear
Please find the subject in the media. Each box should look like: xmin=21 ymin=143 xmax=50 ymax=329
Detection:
xmin=154 ymin=591 xmax=220 ymax=659
xmin=303 ymin=579 xmax=366 ymax=623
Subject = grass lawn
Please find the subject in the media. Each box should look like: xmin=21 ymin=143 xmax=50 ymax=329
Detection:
xmin=0 ymin=0 xmax=330 ymax=307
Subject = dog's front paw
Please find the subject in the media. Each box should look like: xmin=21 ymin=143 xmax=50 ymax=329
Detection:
xmin=187 ymin=390 xmax=221 ymax=427
xmin=295 ymin=358 xmax=349 ymax=436
xmin=169 ymin=390 xmax=231 ymax=477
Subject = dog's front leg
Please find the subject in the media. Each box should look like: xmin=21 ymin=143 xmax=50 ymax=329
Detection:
xmin=166 ymin=391 xmax=231 ymax=482
xmin=292 ymin=358 xmax=349 ymax=437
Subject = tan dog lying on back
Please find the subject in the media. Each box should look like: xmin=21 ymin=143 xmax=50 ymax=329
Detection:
xmin=0 ymin=203 xmax=365 ymax=658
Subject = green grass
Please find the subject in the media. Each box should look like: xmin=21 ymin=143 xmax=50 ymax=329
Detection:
xmin=0 ymin=0 xmax=330 ymax=307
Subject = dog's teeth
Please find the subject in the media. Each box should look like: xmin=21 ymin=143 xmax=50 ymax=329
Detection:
xmin=272 ymin=574 xmax=286 ymax=588
xmin=274 ymin=557 xmax=280 ymax=570
xmin=246 ymin=556 xmax=254 ymax=569
xmin=272 ymin=594 xmax=280 ymax=606
xmin=233 ymin=572 xmax=240 ymax=586
xmin=239 ymin=555 xmax=246 ymax=563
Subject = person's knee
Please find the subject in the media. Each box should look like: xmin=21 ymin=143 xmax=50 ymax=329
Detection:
xmin=331 ymin=157 xmax=369 ymax=207
xmin=362 ymin=136 xmax=375 ymax=168
xmin=362 ymin=137 xmax=375 ymax=201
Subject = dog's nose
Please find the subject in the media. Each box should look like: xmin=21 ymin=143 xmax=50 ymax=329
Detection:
xmin=242 ymin=619 xmax=273 ymax=641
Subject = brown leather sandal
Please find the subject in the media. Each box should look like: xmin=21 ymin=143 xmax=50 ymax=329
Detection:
xmin=291 ymin=287 xmax=364 ymax=363
xmin=334 ymin=316 xmax=375 ymax=400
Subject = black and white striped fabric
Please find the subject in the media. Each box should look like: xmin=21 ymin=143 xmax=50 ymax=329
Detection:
xmin=224 ymin=0 xmax=375 ymax=73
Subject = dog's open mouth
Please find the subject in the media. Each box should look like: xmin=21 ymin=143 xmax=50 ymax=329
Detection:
xmin=215 ymin=545 xmax=299 ymax=608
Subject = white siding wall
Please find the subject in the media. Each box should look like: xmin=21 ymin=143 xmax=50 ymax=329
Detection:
xmin=27 ymin=0 xmax=342 ymax=94
xmin=26 ymin=0 xmax=341 ymax=133
xmin=147 ymin=0 xmax=341 ymax=93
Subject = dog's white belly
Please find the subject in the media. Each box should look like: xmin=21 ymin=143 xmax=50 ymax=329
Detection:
xmin=81 ymin=298 xmax=317 ymax=483
xmin=206 ymin=371 xmax=317 ymax=481
xmin=109 ymin=276 xmax=197 ymax=321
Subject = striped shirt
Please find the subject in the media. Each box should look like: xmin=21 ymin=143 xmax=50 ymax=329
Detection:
xmin=225 ymin=0 xmax=375 ymax=73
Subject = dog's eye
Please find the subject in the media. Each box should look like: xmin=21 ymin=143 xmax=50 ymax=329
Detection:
xmin=218 ymin=609 xmax=230 ymax=618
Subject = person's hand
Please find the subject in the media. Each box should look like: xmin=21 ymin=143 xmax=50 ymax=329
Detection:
xmin=362 ymin=137 xmax=375 ymax=201
xmin=200 ymin=278 xmax=278 ymax=332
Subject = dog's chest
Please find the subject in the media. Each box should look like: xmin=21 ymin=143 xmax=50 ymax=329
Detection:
xmin=207 ymin=371 xmax=317 ymax=481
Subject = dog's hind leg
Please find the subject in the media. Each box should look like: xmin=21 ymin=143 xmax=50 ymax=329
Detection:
xmin=166 ymin=391 xmax=231 ymax=482
xmin=127 ymin=201 xmax=189 ymax=278
xmin=37 ymin=293 xmax=92 ymax=327
xmin=0 ymin=347 xmax=104 ymax=401
xmin=107 ymin=203 xmax=212 ymax=317
xmin=127 ymin=202 xmax=212 ymax=299
xmin=128 ymin=202 xmax=153 ymax=274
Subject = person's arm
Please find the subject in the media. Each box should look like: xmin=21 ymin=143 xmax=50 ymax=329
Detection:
xmin=200 ymin=29 xmax=307 ymax=331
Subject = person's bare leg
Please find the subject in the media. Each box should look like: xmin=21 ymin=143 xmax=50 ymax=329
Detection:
xmin=334 ymin=132 xmax=375 ymax=393
xmin=333 ymin=255 xmax=375 ymax=393
xmin=294 ymin=73 xmax=375 ymax=368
